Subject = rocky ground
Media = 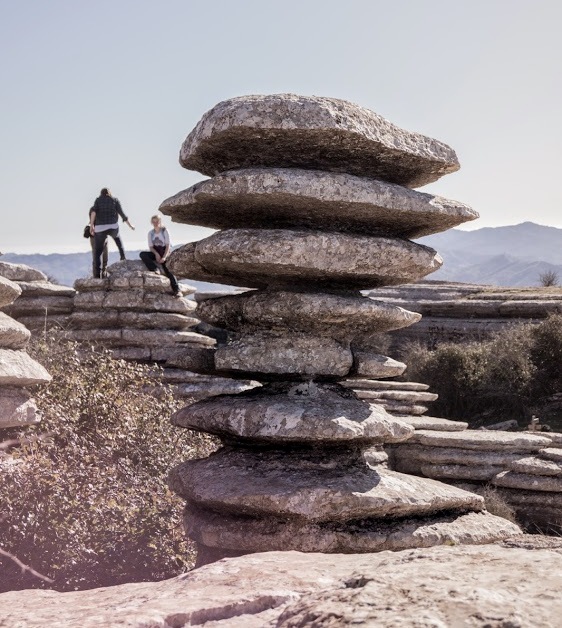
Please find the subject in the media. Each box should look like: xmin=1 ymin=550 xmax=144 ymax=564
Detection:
xmin=1 ymin=538 xmax=562 ymax=627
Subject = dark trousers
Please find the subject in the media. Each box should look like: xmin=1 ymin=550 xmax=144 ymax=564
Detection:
xmin=140 ymin=251 xmax=180 ymax=293
xmin=93 ymin=228 xmax=125 ymax=278
xmin=90 ymin=236 xmax=108 ymax=277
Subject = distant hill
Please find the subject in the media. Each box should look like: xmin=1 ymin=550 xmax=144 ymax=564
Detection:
xmin=4 ymin=222 xmax=562 ymax=288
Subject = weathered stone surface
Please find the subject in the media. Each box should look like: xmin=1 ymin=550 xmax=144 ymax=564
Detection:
xmin=0 ymin=349 xmax=51 ymax=386
xmin=0 ymin=261 xmax=46 ymax=282
xmin=169 ymin=229 xmax=442 ymax=290
xmin=171 ymin=448 xmax=484 ymax=522
xmin=350 ymin=351 xmax=407 ymax=378
xmin=540 ymin=448 xmax=562 ymax=463
xmin=0 ymin=276 xmax=21 ymax=307
xmin=69 ymin=310 xmax=198 ymax=330
xmin=154 ymin=346 xmax=216 ymax=372
xmin=14 ymin=314 xmax=70 ymax=331
xmin=343 ymin=379 xmax=429 ymax=391
xmin=215 ymin=332 xmax=352 ymax=378
xmin=0 ymin=312 xmax=30 ymax=349
xmin=4 ymin=296 xmax=74 ymax=315
xmin=374 ymin=400 xmax=428 ymax=416
xmin=172 ymin=382 xmax=413 ymax=444
xmin=493 ymin=471 xmax=562 ymax=492
xmin=167 ymin=375 xmax=259 ymax=400
xmin=409 ymin=429 xmax=552 ymax=451
xmin=16 ymin=281 xmax=75 ymax=297
xmin=11 ymin=543 xmax=562 ymax=628
xmin=354 ymin=389 xmax=438 ymax=403
xmin=74 ymin=291 xmax=195 ymax=314
xmin=391 ymin=444 xmax=524 ymax=467
xmin=179 ymin=94 xmax=460 ymax=186
xmin=185 ymin=506 xmax=519 ymax=555
xmin=421 ymin=463 xmax=503 ymax=482
xmin=197 ymin=290 xmax=420 ymax=339
xmin=64 ymin=329 xmax=214 ymax=348
xmin=0 ymin=388 xmax=39 ymax=428
xmin=364 ymin=446 xmax=389 ymax=466
xmin=545 ymin=432 xmax=562 ymax=445
xmin=395 ymin=415 xmax=468 ymax=431
xmin=161 ymin=167 xmax=477 ymax=237
xmin=508 ymin=456 xmax=562 ymax=476
xmin=74 ymin=277 xmax=109 ymax=292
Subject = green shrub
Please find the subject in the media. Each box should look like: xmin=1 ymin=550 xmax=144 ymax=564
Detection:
xmin=0 ymin=336 xmax=216 ymax=592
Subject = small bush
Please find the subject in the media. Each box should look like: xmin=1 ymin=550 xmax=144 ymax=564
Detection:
xmin=539 ymin=270 xmax=559 ymax=287
xmin=404 ymin=315 xmax=562 ymax=425
xmin=0 ymin=336 xmax=216 ymax=592
xmin=481 ymin=487 xmax=518 ymax=525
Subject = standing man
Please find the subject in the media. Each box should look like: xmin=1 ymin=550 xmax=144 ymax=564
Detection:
xmin=89 ymin=188 xmax=135 ymax=278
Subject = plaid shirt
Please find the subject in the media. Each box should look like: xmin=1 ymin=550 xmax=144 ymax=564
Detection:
xmin=92 ymin=196 xmax=128 ymax=225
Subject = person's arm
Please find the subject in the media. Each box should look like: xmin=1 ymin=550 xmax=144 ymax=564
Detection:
xmin=161 ymin=228 xmax=171 ymax=262
xmin=89 ymin=209 xmax=96 ymax=236
xmin=115 ymin=199 xmax=135 ymax=230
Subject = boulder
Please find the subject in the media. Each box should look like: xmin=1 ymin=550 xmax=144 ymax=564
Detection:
xmin=169 ymin=229 xmax=442 ymax=290
xmin=171 ymin=382 xmax=413 ymax=444
xmin=0 ymin=388 xmax=39 ymax=428
xmin=0 ymin=313 xmax=31 ymax=349
xmin=196 ymin=290 xmax=420 ymax=339
xmin=179 ymin=94 xmax=460 ymax=186
xmin=0 ymin=276 xmax=21 ymax=307
xmin=0 ymin=261 xmax=46 ymax=282
xmin=408 ymin=429 xmax=552 ymax=451
xmin=214 ymin=332 xmax=353 ymax=378
xmin=161 ymin=167 xmax=477 ymax=237
xmin=0 ymin=349 xmax=51 ymax=386
xmin=170 ymin=449 xmax=484 ymax=522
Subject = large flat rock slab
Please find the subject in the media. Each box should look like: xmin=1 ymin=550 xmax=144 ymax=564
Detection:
xmin=409 ymin=429 xmax=552 ymax=451
xmin=17 ymin=281 xmax=75 ymax=297
xmin=63 ymin=328 xmax=214 ymax=348
xmin=0 ymin=276 xmax=21 ymax=307
xmin=350 ymin=350 xmax=407 ymax=378
xmin=508 ymin=456 xmax=562 ymax=476
xmin=0 ymin=349 xmax=51 ymax=386
xmin=169 ymin=229 xmax=443 ymax=290
xmin=0 ymin=388 xmax=39 ymax=428
xmin=493 ymin=470 xmax=562 ymax=492
xmin=215 ymin=332 xmax=352 ymax=378
xmin=421 ymin=463 xmax=504 ymax=482
xmin=343 ymin=379 xmax=430 ymax=391
xmin=0 ymin=312 xmax=30 ymax=349
xmin=74 ymin=290 xmax=196 ymax=314
xmin=172 ymin=382 xmax=413 ymax=444
xmin=185 ymin=506 xmax=519 ymax=556
xmin=10 ymin=543 xmax=562 ymax=627
xmin=197 ymin=289 xmax=420 ymax=339
xmin=3 ymin=296 xmax=74 ymax=316
xmin=68 ymin=310 xmax=198 ymax=330
xmin=161 ymin=167 xmax=477 ymax=237
xmin=179 ymin=94 xmax=460 ymax=186
xmin=394 ymin=415 xmax=468 ymax=431
xmin=0 ymin=261 xmax=47 ymax=282
xmin=170 ymin=448 xmax=484 ymax=522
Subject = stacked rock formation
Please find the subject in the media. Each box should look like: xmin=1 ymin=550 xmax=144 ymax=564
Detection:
xmin=0 ymin=275 xmax=51 ymax=430
xmin=0 ymin=261 xmax=75 ymax=331
xmin=161 ymin=94 xmax=520 ymax=564
xmin=389 ymin=427 xmax=562 ymax=532
xmin=368 ymin=280 xmax=562 ymax=352
xmin=66 ymin=261 xmax=255 ymax=399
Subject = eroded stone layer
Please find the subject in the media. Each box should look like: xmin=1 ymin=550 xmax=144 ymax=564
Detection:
xmin=171 ymin=382 xmax=413 ymax=444
xmin=184 ymin=506 xmax=520 ymax=556
xmin=179 ymin=94 xmax=459 ymax=186
xmin=0 ymin=276 xmax=22 ymax=308
xmin=161 ymin=167 xmax=477 ymax=237
xmin=196 ymin=290 xmax=420 ymax=340
xmin=170 ymin=448 xmax=484 ymax=522
xmin=0 ymin=349 xmax=51 ymax=386
xmin=169 ymin=229 xmax=442 ymax=290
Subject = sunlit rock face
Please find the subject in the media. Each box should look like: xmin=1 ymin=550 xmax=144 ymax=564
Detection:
xmin=161 ymin=93 xmax=520 ymax=564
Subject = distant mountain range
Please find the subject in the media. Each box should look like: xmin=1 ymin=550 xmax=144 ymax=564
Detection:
xmin=3 ymin=222 xmax=562 ymax=288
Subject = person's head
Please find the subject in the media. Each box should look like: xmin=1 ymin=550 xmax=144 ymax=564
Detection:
xmin=100 ymin=188 xmax=112 ymax=197
xmin=151 ymin=214 xmax=163 ymax=229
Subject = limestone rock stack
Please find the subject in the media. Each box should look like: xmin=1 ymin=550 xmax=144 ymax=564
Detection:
xmin=0 ymin=276 xmax=51 ymax=429
xmin=66 ymin=261 xmax=255 ymax=399
xmin=0 ymin=261 xmax=75 ymax=331
xmin=161 ymin=94 xmax=520 ymax=563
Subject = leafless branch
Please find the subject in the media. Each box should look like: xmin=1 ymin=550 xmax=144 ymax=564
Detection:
xmin=0 ymin=548 xmax=54 ymax=583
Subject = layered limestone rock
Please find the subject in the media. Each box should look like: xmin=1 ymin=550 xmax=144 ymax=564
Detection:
xmin=0 ymin=276 xmax=51 ymax=429
xmin=0 ymin=262 xmax=75 ymax=331
xmin=164 ymin=94 xmax=519 ymax=565
xmin=66 ymin=261 xmax=255 ymax=400
xmin=367 ymin=280 xmax=562 ymax=350
xmin=390 ymin=427 xmax=562 ymax=532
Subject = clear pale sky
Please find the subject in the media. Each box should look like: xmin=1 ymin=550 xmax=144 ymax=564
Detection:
xmin=2 ymin=0 xmax=561 ymax=253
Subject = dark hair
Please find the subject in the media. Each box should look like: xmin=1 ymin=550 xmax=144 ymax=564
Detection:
xmin=100 ymin=188 xmax=112 ymax=197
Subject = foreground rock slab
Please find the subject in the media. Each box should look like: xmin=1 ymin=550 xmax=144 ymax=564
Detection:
xmin=5 ymin=543 xmax=560 ymax=628
xmin=161 ymin=167 xmax=477 ymax=237
xmin=179 ymin=94 xmax=460 ymax=186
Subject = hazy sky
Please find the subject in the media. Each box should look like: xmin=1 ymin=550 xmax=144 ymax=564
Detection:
xmin=2 ymin=0 xmax=561 ymax=253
